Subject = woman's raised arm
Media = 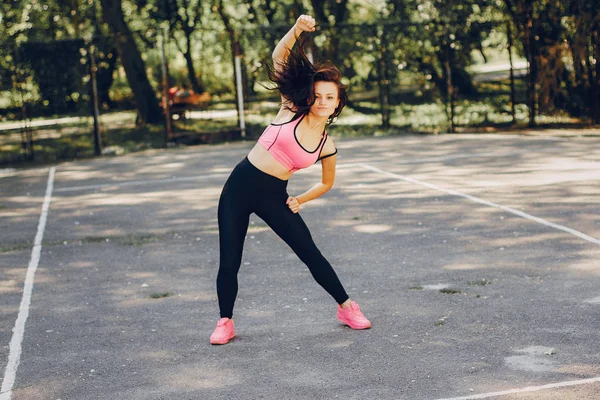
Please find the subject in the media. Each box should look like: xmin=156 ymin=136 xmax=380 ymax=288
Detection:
xmin=272 ymin=15 xmax=316 ymax=73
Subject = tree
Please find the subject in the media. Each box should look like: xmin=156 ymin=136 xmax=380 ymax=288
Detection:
xmin=563 ymin=0 xmax=600 ymax=123
xmin=147 ymin=0 xmax=207 ymax=94
xmin=310 ymin=0 xmax=350 ymax=67
xmin=214 ymin=0 xmax=249 ymax=122
xmin=100 ymin=0 xmax=163 ymax=124
xmin=504 ymin=0 xmax=539 ymax=127
xmin=380 ymin=0 xmax=496 ymax=130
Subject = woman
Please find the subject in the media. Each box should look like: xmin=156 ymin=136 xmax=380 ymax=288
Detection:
xmin=210 ymin=15 xmax=371 ymax=345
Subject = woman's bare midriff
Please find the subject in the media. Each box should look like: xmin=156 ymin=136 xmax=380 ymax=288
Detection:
xmin=247 ymin=143 xmax=294 ymax=181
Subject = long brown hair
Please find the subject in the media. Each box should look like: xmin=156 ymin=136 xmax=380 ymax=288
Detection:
xmin=266 ymin=35 xmax=348 ymax=124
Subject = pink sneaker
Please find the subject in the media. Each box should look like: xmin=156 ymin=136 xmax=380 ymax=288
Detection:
xmin=337 ymin=301 xmax=372 ymax=330
xmin=210 ymin=318 xmax=235 ymax=345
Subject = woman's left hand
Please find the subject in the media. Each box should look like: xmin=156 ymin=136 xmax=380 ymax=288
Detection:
xmin=286 ymin=196 xmax=301 ymax=213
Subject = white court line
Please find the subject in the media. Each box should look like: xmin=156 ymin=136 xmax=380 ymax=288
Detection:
xmin=0 ymin=167 xmax=56 ymax=400
xmin=361 ymin=164 xmax=600 ymax=246
xmin=434 ymin=376 xmax=600 ymax=400
xmin=53 ymin=173 xmax=229 ymax=193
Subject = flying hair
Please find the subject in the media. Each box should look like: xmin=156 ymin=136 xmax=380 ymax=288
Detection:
xmin=265 ymin=34 xmax=348 ymax=125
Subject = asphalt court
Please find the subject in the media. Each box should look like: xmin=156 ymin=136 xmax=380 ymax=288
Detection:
xmin=1 ymin=133 xmax=599 ymax=400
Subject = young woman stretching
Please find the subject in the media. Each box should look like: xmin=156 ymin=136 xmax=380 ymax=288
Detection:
xmin=210 ymin=15 xmax=371 ymax=345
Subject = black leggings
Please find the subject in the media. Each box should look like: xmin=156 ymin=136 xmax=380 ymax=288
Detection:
xmin=216 ymin=157 xmax=349 ymax=318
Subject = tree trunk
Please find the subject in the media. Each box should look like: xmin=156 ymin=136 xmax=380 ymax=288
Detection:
xmin=523 ymin=23 xmax=537 ymax=128
xmin=216 ymin=0 xmax=246 ymax=127
xmin=444 ymin=51 xmax=455 ymax=133
xmin=100 ymin=0 xmax=163 ymax=125
xmin=178 ymin=22 xmax=206 ymax=94
xmin=378 ymin=29 xmax=391 ymax=129
xmin=593 ymin=31 xmax=599 ymax=124
xmin=504 ymin=0 xmax=536 ymax=127
xmin=182 ymin=44 xmax=206 ymax=94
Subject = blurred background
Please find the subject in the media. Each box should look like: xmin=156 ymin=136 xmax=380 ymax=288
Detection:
xmin=1 ymin=0 xmax=598 ymax=165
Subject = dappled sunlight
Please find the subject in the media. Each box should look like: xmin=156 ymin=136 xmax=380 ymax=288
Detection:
xmin=211 ymin=167 xmax=234 ymax=173
xmin=127 ymin=271 xmax=155 ymax=279
xmin=69 ymin=261 xmax=95 ymax=269
xmin=443 ymin=263 xmax=487 ymax=271
xmin=137 ymin=162 xmax=186 ymax=172
xmin=482 ymin=233 xmax=565 ymax=248
xmin=157 ymin=365 xmax=241 ymax=390
xmin=0 ymin=303 xmax=19 ymax=316
xmin=3 ymin=134 xmax=600 ymax=400
xmin=329 ymin=219 xmax=363 ymax=227
xmin=584 ymin=296 xmax=600 ymax=304
xmin=247 ymin=225 xmax=270 ymax=233
xmin=304 ymin=198 xmax=327 ymax=207
xmin=328 ymin=339 xmax=354 ymax=348
xmin=181 ymin=291 xmax=214 ymax=301
xmin=459 ymin=170 xmax=600 ymax=191
xmin=0 ymin=278 xmax=20 ymax=294
xmin=568 ymin=261 xmax=600 ymax=275
xmin=554 ymin=364 xmax=600 ymax=376
xmin=54 ymin=186 xmax=222 ymax=211
xmin=245 ymin=309 xmax=276 ymax=318
xmin=354 ymin=224 xmax=393 ymax=233
xmin=0 ymin=196 xmax=44 ymax=205
xmin=139 ymin=350 xmax=176 ymax=361
xmin=9 ymin=377 xmax=67 ymax=400
xmin=4 ymin=266 xmax=27 ymax=276
xmin=1 ymin=209 xmax=38 ymax=218
xmin=56 ymin=168 xmax=115 ymax=181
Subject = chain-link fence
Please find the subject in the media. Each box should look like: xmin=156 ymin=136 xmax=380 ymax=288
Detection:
xmin=0 ymin=21 xmax=539 ymax=166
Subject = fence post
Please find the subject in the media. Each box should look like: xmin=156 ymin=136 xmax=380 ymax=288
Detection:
xmin=234 ymin=54 xmax=246 ymax=138
xmin=89 ymin=43 xmax=102 ymax=156
xmin=506 ymin=20 xmax=517 ymax=124
xmin=444 ymin=35 xmax=456 ymax=133
xmin=378 ymin=27 xmax=391 ymax=129
xmin=160 ymin=24 xmax=172 ymax=142
xmin=14 ymin=47 xmax=34 ymax=160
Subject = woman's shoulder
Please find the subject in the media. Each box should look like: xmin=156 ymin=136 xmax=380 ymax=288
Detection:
xmin=270 ymin=108 xmax=301 ymax=125
xmin=319 ymin=134 xmax=337 ymax=159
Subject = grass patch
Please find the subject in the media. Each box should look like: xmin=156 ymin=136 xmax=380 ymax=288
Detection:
xmin=78 ymin=233 xmax=164 ymax=246
xmin=409 ymin=286 xmax=424 ymax=290
xmin=149 ymin=291 xmax=173 ymax=299
xmin=439 ymin=288 xmax=462 ymax=295
xmin=0 ymin=243 xmax=32 ymax=253
xmin=118 ymin=234 xmax=162 ymax=246
xmin=468 ymin=279 xmax=492 ymax=286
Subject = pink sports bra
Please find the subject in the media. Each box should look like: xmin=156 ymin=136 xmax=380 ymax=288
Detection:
xmin=257 ymin=113 xmax=337 ymax=173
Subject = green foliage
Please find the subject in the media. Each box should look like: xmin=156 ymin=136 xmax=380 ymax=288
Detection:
xmin=2 ymin=0 xmax=599 ymax=131
xmin=20 ymin=39 xmax=88 ymax=114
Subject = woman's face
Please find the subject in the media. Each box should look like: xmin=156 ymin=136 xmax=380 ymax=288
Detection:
xmin=310 ymin=81 xmax=340 ymax=119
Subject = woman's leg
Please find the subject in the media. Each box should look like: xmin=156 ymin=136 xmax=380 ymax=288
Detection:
xmin=255 ymin=199 xmax=349 ymax=305
xmin=216 ymin=181 xmax=251 ymax=319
